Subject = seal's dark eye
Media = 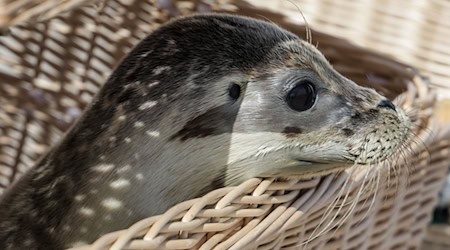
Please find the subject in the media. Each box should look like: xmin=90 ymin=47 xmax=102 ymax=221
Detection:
xmin=229 ymin=83 xmax=241 ymax=100
xmin=286 ymin=81 xmax=316 ymax=111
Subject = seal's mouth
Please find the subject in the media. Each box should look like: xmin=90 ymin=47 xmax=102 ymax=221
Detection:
xmin=295 ymin=159 xmax=350 ymax=165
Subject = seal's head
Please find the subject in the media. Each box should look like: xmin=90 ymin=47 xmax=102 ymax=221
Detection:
xmin=102 ymin=14 xmax=410 ymax=187
xmin=0 ymin=13 xmax=411 ymax=248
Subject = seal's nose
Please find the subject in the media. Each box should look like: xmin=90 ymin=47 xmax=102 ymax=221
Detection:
xmin=377 ymin=99 xmax=396 ymax=111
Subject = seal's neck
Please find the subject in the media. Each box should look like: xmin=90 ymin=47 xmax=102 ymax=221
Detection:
xmin=106 ymin=134 xmax=233 ymax=215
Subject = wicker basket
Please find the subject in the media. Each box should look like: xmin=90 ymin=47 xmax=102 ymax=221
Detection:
xmin=1 ymin=0 xmax=450 ymax=249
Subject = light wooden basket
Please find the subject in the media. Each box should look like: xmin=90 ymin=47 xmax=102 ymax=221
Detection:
xmin=1 ymin=0 xmax=450 ymax=249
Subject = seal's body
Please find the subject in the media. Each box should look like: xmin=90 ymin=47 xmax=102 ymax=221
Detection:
xmin=0 ymin=14 xmax=410 ymax=249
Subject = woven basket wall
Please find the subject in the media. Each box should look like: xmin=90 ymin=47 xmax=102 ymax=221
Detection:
xmin=0 ymin=0 xmax=450 ymax=249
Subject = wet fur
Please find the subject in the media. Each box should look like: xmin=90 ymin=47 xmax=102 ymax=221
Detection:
xmin=0 ymin=14 xmax=410 ymax=249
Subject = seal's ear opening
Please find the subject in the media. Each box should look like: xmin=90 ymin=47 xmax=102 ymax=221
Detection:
xmin=228 ymin=81 xmax=250 ymax=104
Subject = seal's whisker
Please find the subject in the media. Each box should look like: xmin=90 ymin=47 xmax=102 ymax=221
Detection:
xmin=332 ymin=137 xmax=376 ymax=229
xmin=359 ymin=163 xmax=381 ymax=223
xmin=385 ymin=159 xmax=393 ymax=190
xmin=308 ymin=139 xmax=367 ymax=241
xmin=370 ymin=167 xmax=381 ymax=210
xmin=396 ymin=140 xmax=416 ymax=187
xmin=403 ymin=140 xmax=418 ymax=170
xmin=255 ymin=14 xmax=275 ymax=25
xmin=390 ymin=150 xmax=404 ymax=194
xmin=323 ymin=170 xmax=367 ymax=244
xmin=304 ymin=165 xmax=357 ymax=246
xmin=359 ymin=164 xmax=376 ymax=205
xmin=232 ymin=143 xmax=301 ymax=164
xmin=398 ymin=128 xmax=421 ymax=183
xmin=386 ymin=129 xmax=413 ymax=193
xmin=286 ymin=0 xmax=313 ymax=44
xmin=382 ymin=159 xmax=397 ymax=205
xmin=335 ymin=162 xmax=372 ymax=231
xmin=300 ymin=171 xmax=350 ymax=247
xmin=408 ymin=130 xmax=432 ymax=160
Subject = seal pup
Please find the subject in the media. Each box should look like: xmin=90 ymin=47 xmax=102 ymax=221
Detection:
xmin=0 ymin=14 xmax=411 ymax=249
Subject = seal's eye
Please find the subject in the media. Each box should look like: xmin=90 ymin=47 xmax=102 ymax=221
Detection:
xmin=228 ymin=83 xmax=241 ymax=100
xmin=286 ymin=81 xmax=316 ymax=111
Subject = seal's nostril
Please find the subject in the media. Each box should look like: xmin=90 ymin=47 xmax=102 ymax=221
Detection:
xmin=377 ymin=99 xmax=396 ymax=111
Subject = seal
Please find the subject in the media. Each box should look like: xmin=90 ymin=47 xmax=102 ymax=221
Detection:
xmin=0 ymin=14 xmax=411 ymax=249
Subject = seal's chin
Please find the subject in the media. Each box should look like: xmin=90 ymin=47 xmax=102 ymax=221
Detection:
xmin=248 ymin=141 xmax=357 ymax=179
xmin=258 ymin=159 xmax=353 ymax=179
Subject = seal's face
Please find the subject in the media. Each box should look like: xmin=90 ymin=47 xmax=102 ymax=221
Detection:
xmin=225 ymin=40 xmax=411 ymax=180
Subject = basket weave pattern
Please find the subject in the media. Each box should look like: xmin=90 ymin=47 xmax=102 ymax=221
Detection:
xmin=0 ymin=0 xmax=91 ymax=32
xmin=0 ymin=0 xmax=449 ymax=249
